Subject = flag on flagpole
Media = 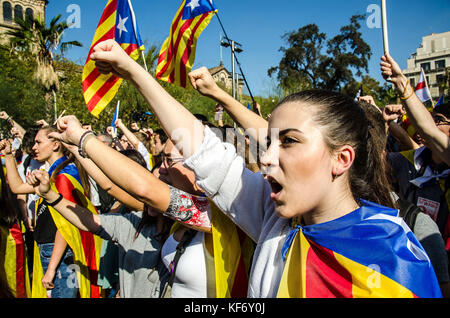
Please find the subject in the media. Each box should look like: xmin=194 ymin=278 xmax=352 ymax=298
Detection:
xmin=82 ymin=0 xmax=145 ymax=118
xmin=415 ymin=68 xmax=432 ymax=103
xmin=156 ymin=0 xmax=217 ymax=88
xmin=111 ymin=100 xmax=120 ymax=137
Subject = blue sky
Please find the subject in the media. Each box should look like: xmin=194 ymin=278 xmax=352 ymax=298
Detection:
xmin=47 ymin=0 xmax=450 ymax=97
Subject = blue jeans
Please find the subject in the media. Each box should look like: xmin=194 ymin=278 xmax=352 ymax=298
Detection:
xmin=39 ymin=243 xmax=78 ymax=298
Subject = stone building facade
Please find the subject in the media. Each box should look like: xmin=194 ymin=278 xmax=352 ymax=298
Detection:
xmin=209 ymin=62 xmax=244 ymax=98
xmin=0 ymin=0 xmax=47 ymax=43
xmin=403 ymin=31 xmax=450 ymax=100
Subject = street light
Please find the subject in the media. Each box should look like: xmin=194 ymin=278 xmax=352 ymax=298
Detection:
xmin=220 ymin=37 xmax=243 ymax=100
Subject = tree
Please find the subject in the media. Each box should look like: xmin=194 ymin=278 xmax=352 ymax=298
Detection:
xmin=268 ymin=24 xmax=325 ymax=95
xmin=7 ymin=13 xmax=82 ymax=120
xmin=269 ymin=15 xmax=372 ymax=94
xmin=0 ymin=45 xmax=47 ymax=133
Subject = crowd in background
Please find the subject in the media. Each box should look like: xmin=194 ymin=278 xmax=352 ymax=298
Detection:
xmin=0 ymin=42 xmax=449 ymax=299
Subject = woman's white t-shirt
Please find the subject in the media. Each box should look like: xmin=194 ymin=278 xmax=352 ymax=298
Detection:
xmin=161 ymin=231 xmax=208 ymax=298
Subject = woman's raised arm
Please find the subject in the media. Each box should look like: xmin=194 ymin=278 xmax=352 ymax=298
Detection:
xmin=90 ymin=39 xmax=204 ymax=158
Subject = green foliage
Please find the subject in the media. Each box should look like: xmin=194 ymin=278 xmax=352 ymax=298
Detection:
xmin=7 ymin=13 xmax=82 ymax=91
xmin=269 ymin=15 xmax=372 ymax=94
xmin=341 ymin=75 xmax=399 ymax=107
xmin=0 ymin=45 xmax=47 ymax=134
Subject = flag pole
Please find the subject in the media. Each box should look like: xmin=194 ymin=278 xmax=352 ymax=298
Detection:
xmin=381 ymin=0 xmax=392 ymax=81
xmin=113 ymin=100 xmax=120 ymax=138
xmin=422 ymin=67 xmax=433 ymax=107
xmin=127 ymin=0 xmax=148 ymax=72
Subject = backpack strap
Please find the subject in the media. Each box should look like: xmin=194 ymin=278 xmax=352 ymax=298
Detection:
xmin=165 ymin=229 xmax=197 ymax=291
xmin=397 ymin=198 xmax=421 ymax=232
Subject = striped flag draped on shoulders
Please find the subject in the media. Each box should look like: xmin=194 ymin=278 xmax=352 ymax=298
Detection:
xmin=32 ymin=157 xmax=103 ymax=298
xmin=277 ymin=200 xmax=442 ymax=298
xmin=156 ymin=0 xmax=217 ymax=88
xmin=82 ymin=0 xmax=145 ymax=118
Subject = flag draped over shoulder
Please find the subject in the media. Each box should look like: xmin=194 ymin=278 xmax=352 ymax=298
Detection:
xmin=32 ymin=157 xmax=103 ymax=298
xmin=0 ymin=166 xmax=31 ymax=298
xmin=156 ymin=0 xmax=217 ymax=88
xmin=208 ymin=200 xmax=254 ymax=298
xmin=0 ymin=223 xmax=31 ymax=298
xmin=277 ymin=200 xmax=442 ymax=298
xmin=82 ymin=0 xmax=145 ymax=118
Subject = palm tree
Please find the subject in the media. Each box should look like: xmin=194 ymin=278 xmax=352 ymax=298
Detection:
xmin=7 ymin=13 xmax=82 ymax=119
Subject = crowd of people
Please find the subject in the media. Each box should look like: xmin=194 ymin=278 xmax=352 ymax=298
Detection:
xmin=0 ymin=40 xmax=449 ymax=299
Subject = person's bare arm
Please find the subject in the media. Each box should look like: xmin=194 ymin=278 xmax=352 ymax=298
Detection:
xmin=189 ymin=67 xmax=269 ymax=149
xmin=0 ymin=111 xmax=26 ymax=138
xmin=27 ymin=170 xmax=101 ymax=233
xmin=116 ymin=119 xmax=140 ymax=149
xmin=382 ymin=104 xmax=420 ymax=151
xmin=381 ymin=54 xmax=450 ymax=164
xmin=64 ymin=142 xmax=144 ymax=211
xmin=41 ymin=230 xmax=67 ymax=290
xmin=0 ymin=140 xmax=34 ymax=194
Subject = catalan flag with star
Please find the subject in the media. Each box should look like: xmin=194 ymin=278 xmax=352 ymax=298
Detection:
xmin=277 ymin=200 xmax=442 ymax=298
xmin=156 ymin=0 xmax=217 ymax=88
xmin=82 ymin=0 xmax=145 ymax=118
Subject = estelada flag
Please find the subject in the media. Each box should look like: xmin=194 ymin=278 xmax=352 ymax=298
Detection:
xmin=0 ymin=223 xmax=31 ymax=298
xmin=167 ymin=193 xmax=254 ymax=297
xmin=208 ymin=200 xmax=254 ymax=297
xmin=156 ymin=0 xmax=217 ymax=88
xmin=82 ymin=0 xmax=145 ymax=118
xmin=0 ymin=165 xmax=31 ymax=298
xmin=277 ymin=200 xmax=442 ymax=298
xmin=31 ymin=157 xmax=103 ymax=298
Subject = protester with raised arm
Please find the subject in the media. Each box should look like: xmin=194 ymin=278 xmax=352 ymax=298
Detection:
xmin=189 ymin=67 xmax=268 ymax=149
xmin=114 ymin=118 xmax=154 ymax=171
xmin=63 ymin=39 xmax=441 ymax=298
xmin=381 ymin=53 xmax=450 ymax=165
xmin=0 ymin=127 xmax=102 ymax=298
xmin=0 ymin=111 xmax=26 ymax=139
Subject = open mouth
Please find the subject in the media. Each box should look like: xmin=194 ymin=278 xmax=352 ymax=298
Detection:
xmin=267 ymin=175 xmax=283 ymax=201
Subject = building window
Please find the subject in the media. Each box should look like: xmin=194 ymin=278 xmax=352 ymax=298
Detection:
xmin=421 ymin=62 xmax=431 ymax=72
xmin=435 ymin=60 xmax=446 ymax=69
xmin=25 ymin=8 xmax=33 ymax=22
xmin=3 ymin=1 xmax=12 ymax=22
xmin=436 ymin=74 xmax=445 ymax=84
xmin=409 ymin=78 xmax=416 ymax=88
xmin=14 ymin=4 xmax=23 ymax=21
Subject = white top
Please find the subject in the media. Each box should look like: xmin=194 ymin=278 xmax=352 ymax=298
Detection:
xmin=137 ymin=141 xmax=152 ymax=171
xmin=161 ymin=231 xmax=208 ymax=298
xmin=184 ymin=126 xmax=290 ymax=298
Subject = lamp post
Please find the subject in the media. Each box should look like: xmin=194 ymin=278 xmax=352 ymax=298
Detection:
xmin=220 ymin=37 xmax=243 ymax=100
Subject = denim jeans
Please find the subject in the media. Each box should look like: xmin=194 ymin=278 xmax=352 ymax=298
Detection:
xmin=38 ymin=243 xmax=78 ymax=298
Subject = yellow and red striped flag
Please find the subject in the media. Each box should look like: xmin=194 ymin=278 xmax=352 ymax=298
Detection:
xmin=82 ymin=0 xmax=145 ymax=118
xmin=31 ymin=157 xmax=103 ymax=298
xmin=156 ymin=0 xmax=217 ymax=88
xmin=0 ymin=223 xmax=31 ymax=298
